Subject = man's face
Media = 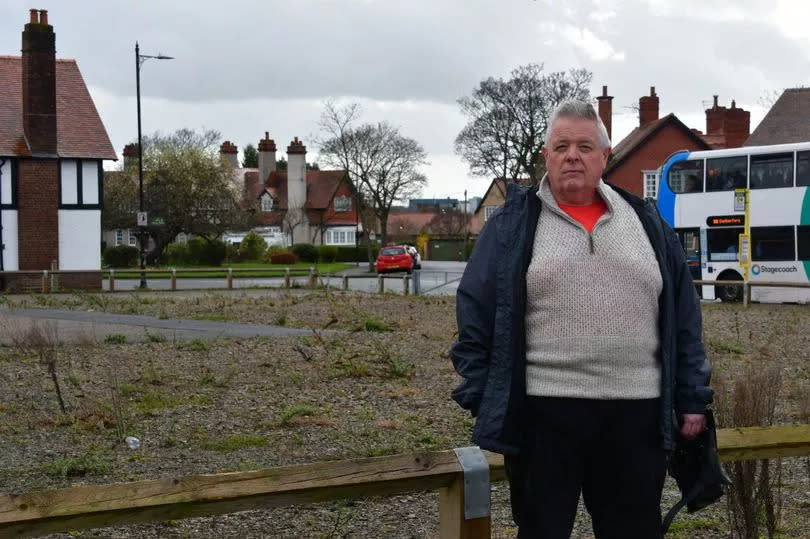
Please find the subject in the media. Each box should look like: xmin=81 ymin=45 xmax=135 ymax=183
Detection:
xmin=541 ymin=117 xmax=610 ymax=205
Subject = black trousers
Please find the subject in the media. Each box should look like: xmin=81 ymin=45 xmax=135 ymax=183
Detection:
xmin=504 ymin=397 xmax=666 ymax=539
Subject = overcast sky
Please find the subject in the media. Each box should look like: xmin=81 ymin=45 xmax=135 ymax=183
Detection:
xmin=2 ymin=0 xmax=809 ymax=199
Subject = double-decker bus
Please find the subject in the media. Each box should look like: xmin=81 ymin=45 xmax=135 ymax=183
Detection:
xmin=657 ymin=142 xmax=810 ymax=303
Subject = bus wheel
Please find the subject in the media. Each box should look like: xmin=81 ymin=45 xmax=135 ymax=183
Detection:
xmin=716 ymin=270 xmax=743 ymax=302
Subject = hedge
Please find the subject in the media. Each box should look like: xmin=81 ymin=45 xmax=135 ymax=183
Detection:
xmin=103 ymin=245 xmax=139 ymax=268
xmin=291 ymin=243 xmax=319 ymax=263
xmin=318 ymin=245 xmax=338 ymax=263
xmin=239 ymin=232 xmax=267 ymax=261
xmin=334 ymin=245 xmax=380 ymax=262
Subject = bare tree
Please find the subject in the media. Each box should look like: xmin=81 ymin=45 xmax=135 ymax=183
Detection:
xmin=429 ymin=210 xmax=467 ymax=236
xmin=318 ymin=101 xmax=428 ymax=247
xmin=455 ymin=63 xmax=592 ymax=182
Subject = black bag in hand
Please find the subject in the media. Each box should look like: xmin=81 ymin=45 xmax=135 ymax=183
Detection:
xmin=662 ymin=410 xmax=731 ymax=533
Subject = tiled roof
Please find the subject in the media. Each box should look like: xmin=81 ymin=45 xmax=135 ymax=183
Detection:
xmin=263 ymin=169 xmax=348 ymax=210
xmin=387 ymin=211 xmax=437 ymax=232
xmin=0 ymin=56 xmax=116 ymax=159
xmin=604 ymin=114 xmax=709 ymax=176
xmin=744 ymin=88 xmax=810 ymax=146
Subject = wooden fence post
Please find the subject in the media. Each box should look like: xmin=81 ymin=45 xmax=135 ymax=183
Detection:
xmin=746 ymin=282 xmax=752 ymax=306
xmin=743 ymin=282 xmax=748 ymax=308
xmin=284 ymin=268 xmax=291 ymax=288
xmin=41 ymin=270 xmax=49 ymax=294
xmin=403 ymin=275 xmax=409 ymax=296
xmin=308 ymin=267 xmax=317 ymax=288
xmin=342 ymin=275 xmax=349 ymax=291
xmin=378 ymin=275 xmax=384 ymax=294
xmin=439 ymin=473 xmax=491 ymax=539
xmin=109 ymin=269 xmax=115 ymax=293
xmin=227 ymin=268 xmax=233 ymax=289
xmin=171 ymin=269 xmax=177 ymax=291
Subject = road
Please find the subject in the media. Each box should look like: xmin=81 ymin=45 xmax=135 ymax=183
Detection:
xmin=102 ymin=261 xmax=467 ymax=295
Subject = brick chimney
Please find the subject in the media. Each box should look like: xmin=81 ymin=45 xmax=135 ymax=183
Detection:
xmin=122 ymin=143 xmax=139 ymax=170
xmin=258 ymin=131 xmax=277 ymax=183
xmin=724 ymin=99 xmax=750 ymax=149
xmin=286 ymin=137 xmax=308 ymax=243
xmin=22 ymin=9 xmax=57 ymax=155
xmin=219 ymin=140 xmax=238 ymax=168
xmin=596 ymin=85 xmax=613 ymax=141
xmin=286 ymin=137 xmax=307 ymax=208
xmin=705 ymin=95 xmax=726 ymax=135
xmin=639 ymin=86 xmax=659 ymax=128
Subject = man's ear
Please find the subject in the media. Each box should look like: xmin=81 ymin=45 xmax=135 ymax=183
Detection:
xmin=541 ymin=146 xmax=549 ymax=159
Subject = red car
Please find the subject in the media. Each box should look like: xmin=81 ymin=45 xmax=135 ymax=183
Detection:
xmin=376 ymin=245 xmax=414 ymax=274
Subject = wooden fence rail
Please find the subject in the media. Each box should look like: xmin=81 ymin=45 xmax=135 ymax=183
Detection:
xmin=1 ymin=425 xmax=808 ymax=538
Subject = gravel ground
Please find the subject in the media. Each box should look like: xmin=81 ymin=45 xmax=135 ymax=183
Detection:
xmin=0 ymin=291 xmax=808 ymax=538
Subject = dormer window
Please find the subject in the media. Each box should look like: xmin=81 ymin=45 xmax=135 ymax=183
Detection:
xmin=334 ymin=195 xmax=351 ymax=212
xmin=260 ymin=193 xmax=273 ymax=212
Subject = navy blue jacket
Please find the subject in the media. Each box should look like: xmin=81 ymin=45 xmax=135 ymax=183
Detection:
xmin=451 ymin=182 xmax=712 ymax=455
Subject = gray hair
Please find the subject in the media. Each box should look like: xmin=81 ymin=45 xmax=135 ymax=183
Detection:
xmin=544 ymin=100 xmax=611 ymax=149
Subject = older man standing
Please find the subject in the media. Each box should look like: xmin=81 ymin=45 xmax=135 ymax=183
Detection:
xmin=451 ymin=101 xmax=712 ymax=538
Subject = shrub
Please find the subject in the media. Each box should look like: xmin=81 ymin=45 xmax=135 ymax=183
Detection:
xmin=239 ymin=232 xmax=267 ymax=261
xmin=186 ymin=238 xmax=226 ymax=266
xmin=165 ymin=243 xmax=189 ymax=266
xmin=291 ymin=243 xmax=318 ymax=263
xmin=269 ymin=252 xmax=298 ymax=265
xmin=103 ymin=245 xmax=139 ymax=268
xmin=318 ymin=245 xmax=338 ymax=263
xmin=225 ymin=243 xmax=239 ymax=262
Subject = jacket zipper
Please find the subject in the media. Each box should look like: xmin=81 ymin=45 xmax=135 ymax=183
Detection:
xmin=588 ymin=233 xmax=594 ymax=254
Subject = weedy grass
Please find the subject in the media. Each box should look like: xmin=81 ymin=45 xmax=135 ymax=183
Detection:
xmin=103 ymin=334 xmax=127 ymax=345
xmin=200 ymin=434 xmax=267 ymax=452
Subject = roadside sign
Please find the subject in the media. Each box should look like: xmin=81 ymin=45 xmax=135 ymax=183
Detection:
xmin=738 ymin=233 xmax=750 ymax=266
xmin=734 ymin=189 xmax=746 ymax=212
xmin=137 ymin=211 xmax=148 ymax=227
xmin=148 ymin=216 xmax=166 ymax=227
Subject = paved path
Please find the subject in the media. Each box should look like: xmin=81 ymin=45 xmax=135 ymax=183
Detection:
xmin=0 ymin=307 xmax=317 ymax=344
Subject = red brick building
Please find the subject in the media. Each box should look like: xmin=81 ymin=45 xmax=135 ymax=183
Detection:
xmin=0 ymin=10 xmax=116 ymax=289
xmin=232 ymin=133 xmax=360 ymax=247
xmin=600 ymin=86 xmax=749 ymax=199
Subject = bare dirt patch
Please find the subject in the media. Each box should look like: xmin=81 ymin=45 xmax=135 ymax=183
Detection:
xmin=1 ymin=292 xmax=809 ymax=537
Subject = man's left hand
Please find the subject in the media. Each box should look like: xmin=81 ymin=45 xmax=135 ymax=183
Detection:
xmin=680 ymin=413 xmax=706 ymax=440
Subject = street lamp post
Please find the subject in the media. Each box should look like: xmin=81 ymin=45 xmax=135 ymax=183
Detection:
xmin=135 ymin=42 xmax=173 ymax=289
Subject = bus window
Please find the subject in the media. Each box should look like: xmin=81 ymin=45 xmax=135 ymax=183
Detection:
xmin=751 ymin=226 xmax=795 ymax=261
xmin=798 ymin=225 xmax=810 ymax=260
xmin=668 ymin=160 xmax=703 ymax=193
xmin=707 ymin=227 xmax=743 ymax=261
xmin=706 ymin=156 xmax=746 ymax=192
xmin=798 ymin=151 xmax=810 ymax=186
xmin=750 ymin=153 xmax=793 ymax=189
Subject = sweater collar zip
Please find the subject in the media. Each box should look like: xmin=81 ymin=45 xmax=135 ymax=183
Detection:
xmin=536 ymin=174 xmax=614 ymax=254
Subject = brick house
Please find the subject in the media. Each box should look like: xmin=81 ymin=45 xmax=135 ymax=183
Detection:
xmin=228 ymin=133 xmax=360 ymax=247
xmin=0 ymin=10 xmax=116 ymax=288
xmin=469 ymin=177 xmax=535 ymax=235
xmin=744 ymin=88 xmax=810 ymax=146
xmin=600 ymin=86 xmax=750 ymax=199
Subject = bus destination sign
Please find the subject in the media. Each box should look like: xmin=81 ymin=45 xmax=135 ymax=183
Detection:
xmin=706 ymin=215 xmax=745 ymax=227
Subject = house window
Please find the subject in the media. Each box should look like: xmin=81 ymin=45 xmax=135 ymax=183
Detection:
xmin=484 ymin=205 xmax=499 ymax=221
xmin=260 ymin=194 xmax=273 ymax=212
xmin=60 ymin=159 xmax=101 ymax=207
xmin=0 ymin=158 xmax=15 ymax=208
xmin=128 ymin=230 xmax=137 ymax=246
xmin=115 ymin=229 xmax=124 ymax=246
xmin=325 ymin=227 xmax=356 ymax=245
xmin=642 ymin=170 xmax=659 ymax=200
xmin=334 ymin=195 xmax=351 ymax=212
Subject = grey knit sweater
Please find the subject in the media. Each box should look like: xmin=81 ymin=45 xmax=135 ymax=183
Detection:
xmin=525 ymin=177 xmax=663 ymax=400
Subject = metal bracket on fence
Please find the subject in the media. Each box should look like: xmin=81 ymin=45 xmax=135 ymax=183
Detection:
xmin=453 ymin=446 xmax=490 ymax=520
